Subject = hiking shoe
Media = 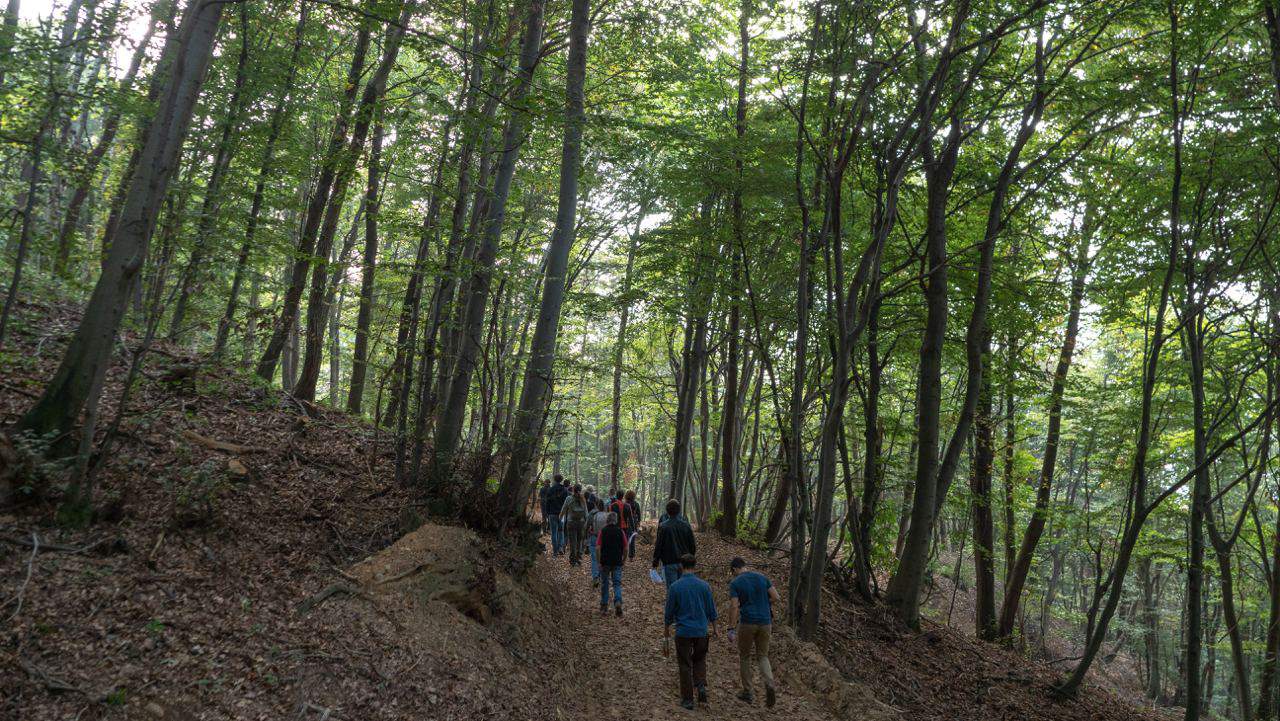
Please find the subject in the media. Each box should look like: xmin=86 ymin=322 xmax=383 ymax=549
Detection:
xmin=600 ymin=604 xmax=609 ymax=616
xmin=696 ymin=684 xmax=708 ymax=703
xmin=765 ymin=685 xmax=776 ymax=708
xmin=615 ymin=604 xmax=623 ymax=617
xmin=737 ymin=690 xmax=753 ymax=704
xmin=680 ymin=700 xmax=695 ymax=711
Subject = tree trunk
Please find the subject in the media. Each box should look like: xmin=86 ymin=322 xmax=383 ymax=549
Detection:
xmin=431 ymin=0 xmax=546 ymax=489
xmin=609 ymin=218 xmax=642 ymax=491
xmin=213 ymin=1 xmax=308 ymax=361
xmin=293 ymin=2 xmax=414 ymax=401
xmin=998 ymin=223 xmax=1090 ymax=638
xmin=17 ymin=0 xmax=225 ymax=452
xmin=346 ymin=117 xmax=385 ymax=413
xmin=255 ymin=21 xmax=373 ymax=382
xmin=970 ymin=327 xmax=997 ymax=640
xmin=167 ymin=5 xmax=251 ymax=341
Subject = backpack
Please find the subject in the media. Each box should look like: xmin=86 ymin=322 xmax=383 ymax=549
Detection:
xmin=610 ymin=498 xmax=635 ymax=531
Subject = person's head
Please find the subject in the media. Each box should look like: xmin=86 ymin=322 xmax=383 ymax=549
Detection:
xmin=554 ymin=474 xmax=565 ymax=486
xmin=541 ymin=478 xmax=549 ymax=486
xmin=607 ymin=512 xmax=618 ymax=526
xmin=730 ymin=557 xmax=748 ymax=576
xmin=610 ymin=488 xmax=619 ymax=500
xmin=585 ymin=485 xmax=595 ymax=496
xmin=665 ymin=499 xmax=681 ymax=518
xmin=572 ymin=483 xmax=582 ymax=497
xmin=679 ymin=553 xmax=697 ymax=570
xmin=624 ymin=489 xmax=636 ymax=502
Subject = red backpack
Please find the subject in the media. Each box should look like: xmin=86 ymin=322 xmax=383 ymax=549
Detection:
xmin=610 ymin=498 xmax=633 ymax=532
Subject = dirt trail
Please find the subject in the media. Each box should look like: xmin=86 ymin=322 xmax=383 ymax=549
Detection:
xmin=534 ymin=535 xmax=859 ymax=721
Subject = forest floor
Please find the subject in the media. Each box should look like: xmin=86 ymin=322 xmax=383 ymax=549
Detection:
xmin=1 ymin=297 xmax=1172 ymax=720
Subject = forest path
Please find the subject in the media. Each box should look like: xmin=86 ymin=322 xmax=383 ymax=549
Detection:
xmin=532 ymin=532 xmax=843 ymax=721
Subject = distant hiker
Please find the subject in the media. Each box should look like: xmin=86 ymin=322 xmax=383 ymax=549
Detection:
xmin=587 ymin=502 xmax=611 ymax=587
xmin=727 ymin=557 xmax=779 ymax=708
xmin=597 ymin=511 xmax=627 ymax=616
xmin=538 ymin=478 xmax=551 ymax=535
xmin=652 ymin=499 xmax=696 ymax=588
xmin=545 ymin=474 xmax=570 ymax=556
xmin=609 ymin=489 xmax=636 ymax=545
xmin=624 ymin=489 xmax=641 ymax=559
xmin=663 ymin=553 xmax=717 ymax=710
xmin=584 ymin=485 xmax=599 ymax=512
xmin=560 ymin=484 xmax=589 ymax=566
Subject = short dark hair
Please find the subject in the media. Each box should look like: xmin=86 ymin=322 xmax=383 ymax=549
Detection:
xmin=554 ymin=474 xmax=564 ymax=484
xmin=573 ymin=484 xmax=582 ymax=493
xmin=679 ymin=553 xmax=697 ymax=569
xmin=625 ymin=489 xmax=636 ymax=501
xmin=665 ymin=499 xmax=681 ymax=517
xmin=730 ymin=557 xmax=747 ymax=571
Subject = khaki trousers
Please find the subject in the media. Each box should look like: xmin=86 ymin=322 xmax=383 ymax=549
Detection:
xmin=737 ymin=623 xmax=775 ymax=693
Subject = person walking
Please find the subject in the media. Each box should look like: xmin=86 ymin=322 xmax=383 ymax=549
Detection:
xmin=624 ymin=489 xmax=641 ymax=559
xmin=545 ymin=475 xmax=569 ymax=555
xmin=597 ymin=511 xmax=627 ymax=617
xmin=560 ymin=484 xmax=589 ymax=566
xmin=663 ymin=553 xmax=717 ymax=710
xmin=727 ymin=557 xmax=779 ymax=707
xmin=587 ymin=501 xmax=610 ymax=586
xmin=538 ymin=478 xmax=551 ymax=535
xmin=652 ymin=499 xmax=696 ymax=588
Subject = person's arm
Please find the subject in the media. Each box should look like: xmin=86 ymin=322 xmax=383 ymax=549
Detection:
xmin=687 ymin=525 xmax=697 ymax=555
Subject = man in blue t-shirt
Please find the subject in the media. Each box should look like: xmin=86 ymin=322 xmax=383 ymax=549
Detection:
xmin=727 ymin=556 xmax=780 ymax=708
xmin=664 ymin=553 xmax=718 ymax=710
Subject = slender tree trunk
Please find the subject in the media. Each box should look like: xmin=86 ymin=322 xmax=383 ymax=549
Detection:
xmin=346 ymin=117 xmax=385 ymax=413
xmin=431 ymin=0 xmax=546 ymax=489
xmin=717 ymin=0 xmax=749 ymax=537
xmin=971 ymin=327 xmax=997 ymax=640
xmin=998 ymin=225 xmax=1090 ymax=638
xmin=293 ymin=3 xmax=413 ymax=401
xmin=885 ymin=122 xmax=960 ymax=628
xmin=255 ymin=22 xmax=373 ymax=382
xmin=214 ymin=1 xmax=307 ymax=360
xmin=167 ymin=5 xmax=251 ymax=341
xmin=17 ymin=0 xmax=225 ymax=452
xmin=54 ymin=8 xmax=160 ymax=277
xmin=609 ymin=219 xmax=642 ymax=491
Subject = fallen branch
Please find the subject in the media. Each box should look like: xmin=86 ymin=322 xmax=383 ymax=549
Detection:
xmin=3 ymin=532 xmax=37 ymax=621
xmin=297 ymin=583 xmax=361 ymax=615
xmin=0 ymin=534 xmax=107 ymax=555
xmin=17 ymin=656 xmax=106 ymax=701
xmin=179 ymin=429 xmax=270 ymax=455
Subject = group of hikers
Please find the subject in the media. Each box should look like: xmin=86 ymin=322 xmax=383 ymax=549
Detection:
xmin=538 ymin=476 xmax=780 ymax=711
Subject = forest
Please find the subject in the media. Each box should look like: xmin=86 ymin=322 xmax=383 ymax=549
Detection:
xmin=2 ymin=0 xmax=1280 ymax=718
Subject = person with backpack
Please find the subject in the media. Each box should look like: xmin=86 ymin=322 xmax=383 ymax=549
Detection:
xmin=587 ymin=502 xmax=610 ymax=587
xmin=663 ymin=553 xmax=717 ymax=710
xmin=727 ymin=557 xmax=779 ymax=707
xmin=624 ymin=489 xmax=641 ymax=559
xmin=597 ymin=511 xmax=627 ymax=616
xmin=652 ymin=499 xmax=696 ymax=588
xmin=545 ymin=475 xmax=570 ymax=556
xmin=609 ymin=490 xmax=636 ymax=556
xmin=560 ymin=484 xmax=590 ymax=566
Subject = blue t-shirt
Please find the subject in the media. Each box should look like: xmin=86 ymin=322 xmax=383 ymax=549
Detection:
xmin=665 ymin=573 xmax=717 ymax=638
xmin=729 ymin=571 xmax=773 ymax=625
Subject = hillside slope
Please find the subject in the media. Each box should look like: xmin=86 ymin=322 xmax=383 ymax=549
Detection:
xmin=2 ymin=299 xmax=1159 ymax=720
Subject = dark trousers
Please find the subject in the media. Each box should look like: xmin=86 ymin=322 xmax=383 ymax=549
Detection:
xmin=675 ymin=636 xmax=709 ymax=702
